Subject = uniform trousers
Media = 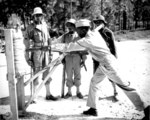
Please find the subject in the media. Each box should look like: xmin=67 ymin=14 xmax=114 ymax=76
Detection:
xmin=32 ymin=50 xmax=51 ymax=86
xmin=65 ymin=54 xmax=81 ymax=87
xmin=87 ymin=54 xmax=144 ymax=111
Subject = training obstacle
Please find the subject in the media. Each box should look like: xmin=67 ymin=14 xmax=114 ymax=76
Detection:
xmin=4 ymin=28 xmax=67 ymax=119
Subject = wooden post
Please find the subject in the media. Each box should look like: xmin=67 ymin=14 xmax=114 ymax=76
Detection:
xmin=16 ymin=76 xmax=25 ymax=112
xmin=5 ymin=29 xmax=19 ymax=120
xmin=61 ymin=64 xmax=66 ymax=98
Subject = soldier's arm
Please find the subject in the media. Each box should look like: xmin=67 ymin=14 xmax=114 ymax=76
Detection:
xmin=51 ymin=34 xmax=65 ymax=44
xmin=24 ymin=27 xmax=33 ymax=65
xmin=106 ymin=29 xmax=118 ymax=58
xmin=110 ymin=31 xmax=118 ymax=58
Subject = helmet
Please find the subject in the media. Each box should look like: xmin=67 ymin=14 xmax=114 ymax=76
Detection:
xmin=93 ymin=15 xmax=107 ymax=24
xmin=32 ymin=7 xmax=44 ymax=16
xmin=75 ymin=19 xmax=91 ymax=28
xmin=66 ymin=18 xmax=76 ymax=25
xmin=66 ymin=18 xmax=76 ymax=27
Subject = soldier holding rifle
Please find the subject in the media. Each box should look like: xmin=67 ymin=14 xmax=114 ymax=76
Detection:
xmin=25 ymin=7 xmax=58 ymax=101
xmin=51 ymin=19 xmax=150 ymax=119
xmin=53 ymin=18 xmax=87 ymax=99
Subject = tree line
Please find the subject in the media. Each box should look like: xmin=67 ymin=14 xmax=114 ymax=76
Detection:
xmin=0 ymin=0 xmax=150 ymax=32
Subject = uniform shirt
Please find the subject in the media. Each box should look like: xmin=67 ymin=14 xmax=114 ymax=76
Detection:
xmin=99 ymin=27 xmax=117 ymax=57
xmin=25 ymin=21 xmax=51 ymax=48
xmin=66 ymin=30 xmax=110 ymax=61
xmin=51 ymin=30 xmax=111 ymax=62
xmin=53 ymin=31 xmax=78 ymax=44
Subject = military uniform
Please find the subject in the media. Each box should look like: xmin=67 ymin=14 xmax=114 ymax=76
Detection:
xmin=65 ymin=29 xmax=144 ymax=112
xmin=52 ymin=24 xmax=145 ymax=112
xmin=56 ymin=32 xmax=85 ymax=88
xmin=25 ymin=21 xmax=51 ymax=86
xmin=93 ymin=27 xmax=117 ymax=73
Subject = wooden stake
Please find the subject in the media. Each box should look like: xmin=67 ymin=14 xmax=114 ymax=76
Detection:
xmin=16 ymin=76 xmax=25 ymax=112
xmin=25 ymin=63 xmax=58 ymax=110
xmin=25 ymin=53 xmax=66 ymax=109
xmin=61 ymin=64 xmax=66 ymax=98
xmin=24 ymin=56 xmax=60 ymax=86
xmin=5 ymin=29 xmax=19 ymax=120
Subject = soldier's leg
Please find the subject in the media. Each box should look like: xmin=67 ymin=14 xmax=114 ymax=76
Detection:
xmin=33 ymin=53 xmax=41 ymax=94
xmin=83 ymin=66 xmax=106 ymax=116
xmin=31 ymin=66 xmax=40 ymax=103
xmin=109 ymin=80 xmax=119 ymax=102
xmin=43 ymin=67 xmax=52 ymax=96
xmin=43 ymin=68 xmax=58 ymax=100
xmin=110 ymin=80 xmax=118 ymax=95
xmin=73 ymin=55 xmax=82 ymax=98
xmin=93 ymin=59 xmax=99 ymax=74
xmin=42 ymin=51 xmax=58 ymax=100
xmin=100 ymin=55 xmax=145 ymax=111
xmin=32 ymin=50 xmax=43 ymax=99
xmin=87 ymin=66 xmax=106 ymax=109
xmin=64 ymin=56 xmax=74 ymax=98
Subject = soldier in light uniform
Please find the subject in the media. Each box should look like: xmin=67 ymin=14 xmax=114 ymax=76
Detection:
xmin=92 ymin=15 xmax=118 ymax=101
xmin=51 ymin=19 xmax=149 ymax=119
xmin=25 ymin=7 xmax=58 ymax=101
xmin=53 ymin=19 xmax=87 ymax=99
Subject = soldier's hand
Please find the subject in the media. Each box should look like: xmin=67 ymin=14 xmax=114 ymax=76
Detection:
xmin=41 ymin=46 xmax=49 ymax=51
xmin=82 ymin=55 xmax=87 ymax=61
xmin=80 ymin=61 xmax=84 ymax=67
xmin=61 ymin=58 xmax=65 ymax=65
xmin=27 ymin=59 xmax=33 ymax=67
xmin=49 ymin=55 xmax=53 ymax=62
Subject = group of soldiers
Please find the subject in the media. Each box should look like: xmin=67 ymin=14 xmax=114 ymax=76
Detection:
xmin=24 ymin=7 xmax=149 ymax=119
xmin=25 ymin=7 xmax=118 ymax=100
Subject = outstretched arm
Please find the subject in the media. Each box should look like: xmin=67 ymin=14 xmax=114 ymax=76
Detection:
xmin=51 ymin=41 xmax=86 ymax=53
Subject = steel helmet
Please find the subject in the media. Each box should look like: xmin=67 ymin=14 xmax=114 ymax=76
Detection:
xmin=32 ymin=7 xmax=44 ymax=16
xmin=93 ymin=15 xmax=107 ymax=24
xmin=66 ymin=18 xmax=76 ymax=27
xmin=75 ymin=19 xmax=91 ymax=28
xmin=66 ymin=18 xmax=76 ymax=25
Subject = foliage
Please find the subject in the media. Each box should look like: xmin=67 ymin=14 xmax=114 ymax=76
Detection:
xmin=0 ymin=0 xmax=150 ymax=31
xmin=7 ymin=14 xmax=21 ymax=28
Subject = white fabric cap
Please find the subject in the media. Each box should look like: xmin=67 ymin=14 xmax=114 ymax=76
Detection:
xmin=75 ymin=19 xmax=91 ymax=28
xmin=33 ymin=7 xmax=44 ymax=15
xmin=66 ymin=18 xmax=76 ymax=25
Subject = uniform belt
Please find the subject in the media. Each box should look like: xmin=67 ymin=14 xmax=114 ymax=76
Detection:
xmin=34 ymin=42 xmax=48 ymax=47
xmin=68 ymin=51 xmax=80 ymax=56
xmin=70 ymin=51 xmax=80 ymax=54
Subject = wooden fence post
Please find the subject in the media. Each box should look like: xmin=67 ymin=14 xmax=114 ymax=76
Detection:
xmin=5 ymin=29 xmax=19 ymax=120
xmin=16 ymin=76 xmax=25 ymax=112
xmin=61 ymin=64 xmax=66 ymax=98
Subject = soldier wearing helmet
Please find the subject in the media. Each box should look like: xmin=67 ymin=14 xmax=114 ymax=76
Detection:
xmin=92 ymin=15 xmax=118 ymax=100
xmin=53 ymin=18 xmax=87 ymax=99
xmin=51 ymin=18 xmax=148 ymax=117
xmin=25 ymin=7 xmax=58 ymax=101
xmin=93 ymin=15 xmax=107 ymax=25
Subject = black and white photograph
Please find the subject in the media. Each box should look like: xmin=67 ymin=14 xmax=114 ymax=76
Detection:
xmin=0 ymin=0 xmax=150 ymax=120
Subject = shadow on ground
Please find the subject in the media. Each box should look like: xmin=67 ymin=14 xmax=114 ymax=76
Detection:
xmin=0 ymin=95 xmax=118 ymax=105
xmin=19 ymin=112 xmax=132 ymax=120
xmin=0 ymin=96 xmax=137 ymax=120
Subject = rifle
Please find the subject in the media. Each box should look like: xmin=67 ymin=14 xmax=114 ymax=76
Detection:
xmin=80 ymin=60 xmax=87 ymax=71
xmin=26 ymin=46 xmax=51 ymax=52
xmin=79 ymin=51 xmax=88 ymax=71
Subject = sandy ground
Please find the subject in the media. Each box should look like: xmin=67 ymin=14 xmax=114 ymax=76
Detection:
xmin=0 ymin=30 xmax=150 ymax=120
